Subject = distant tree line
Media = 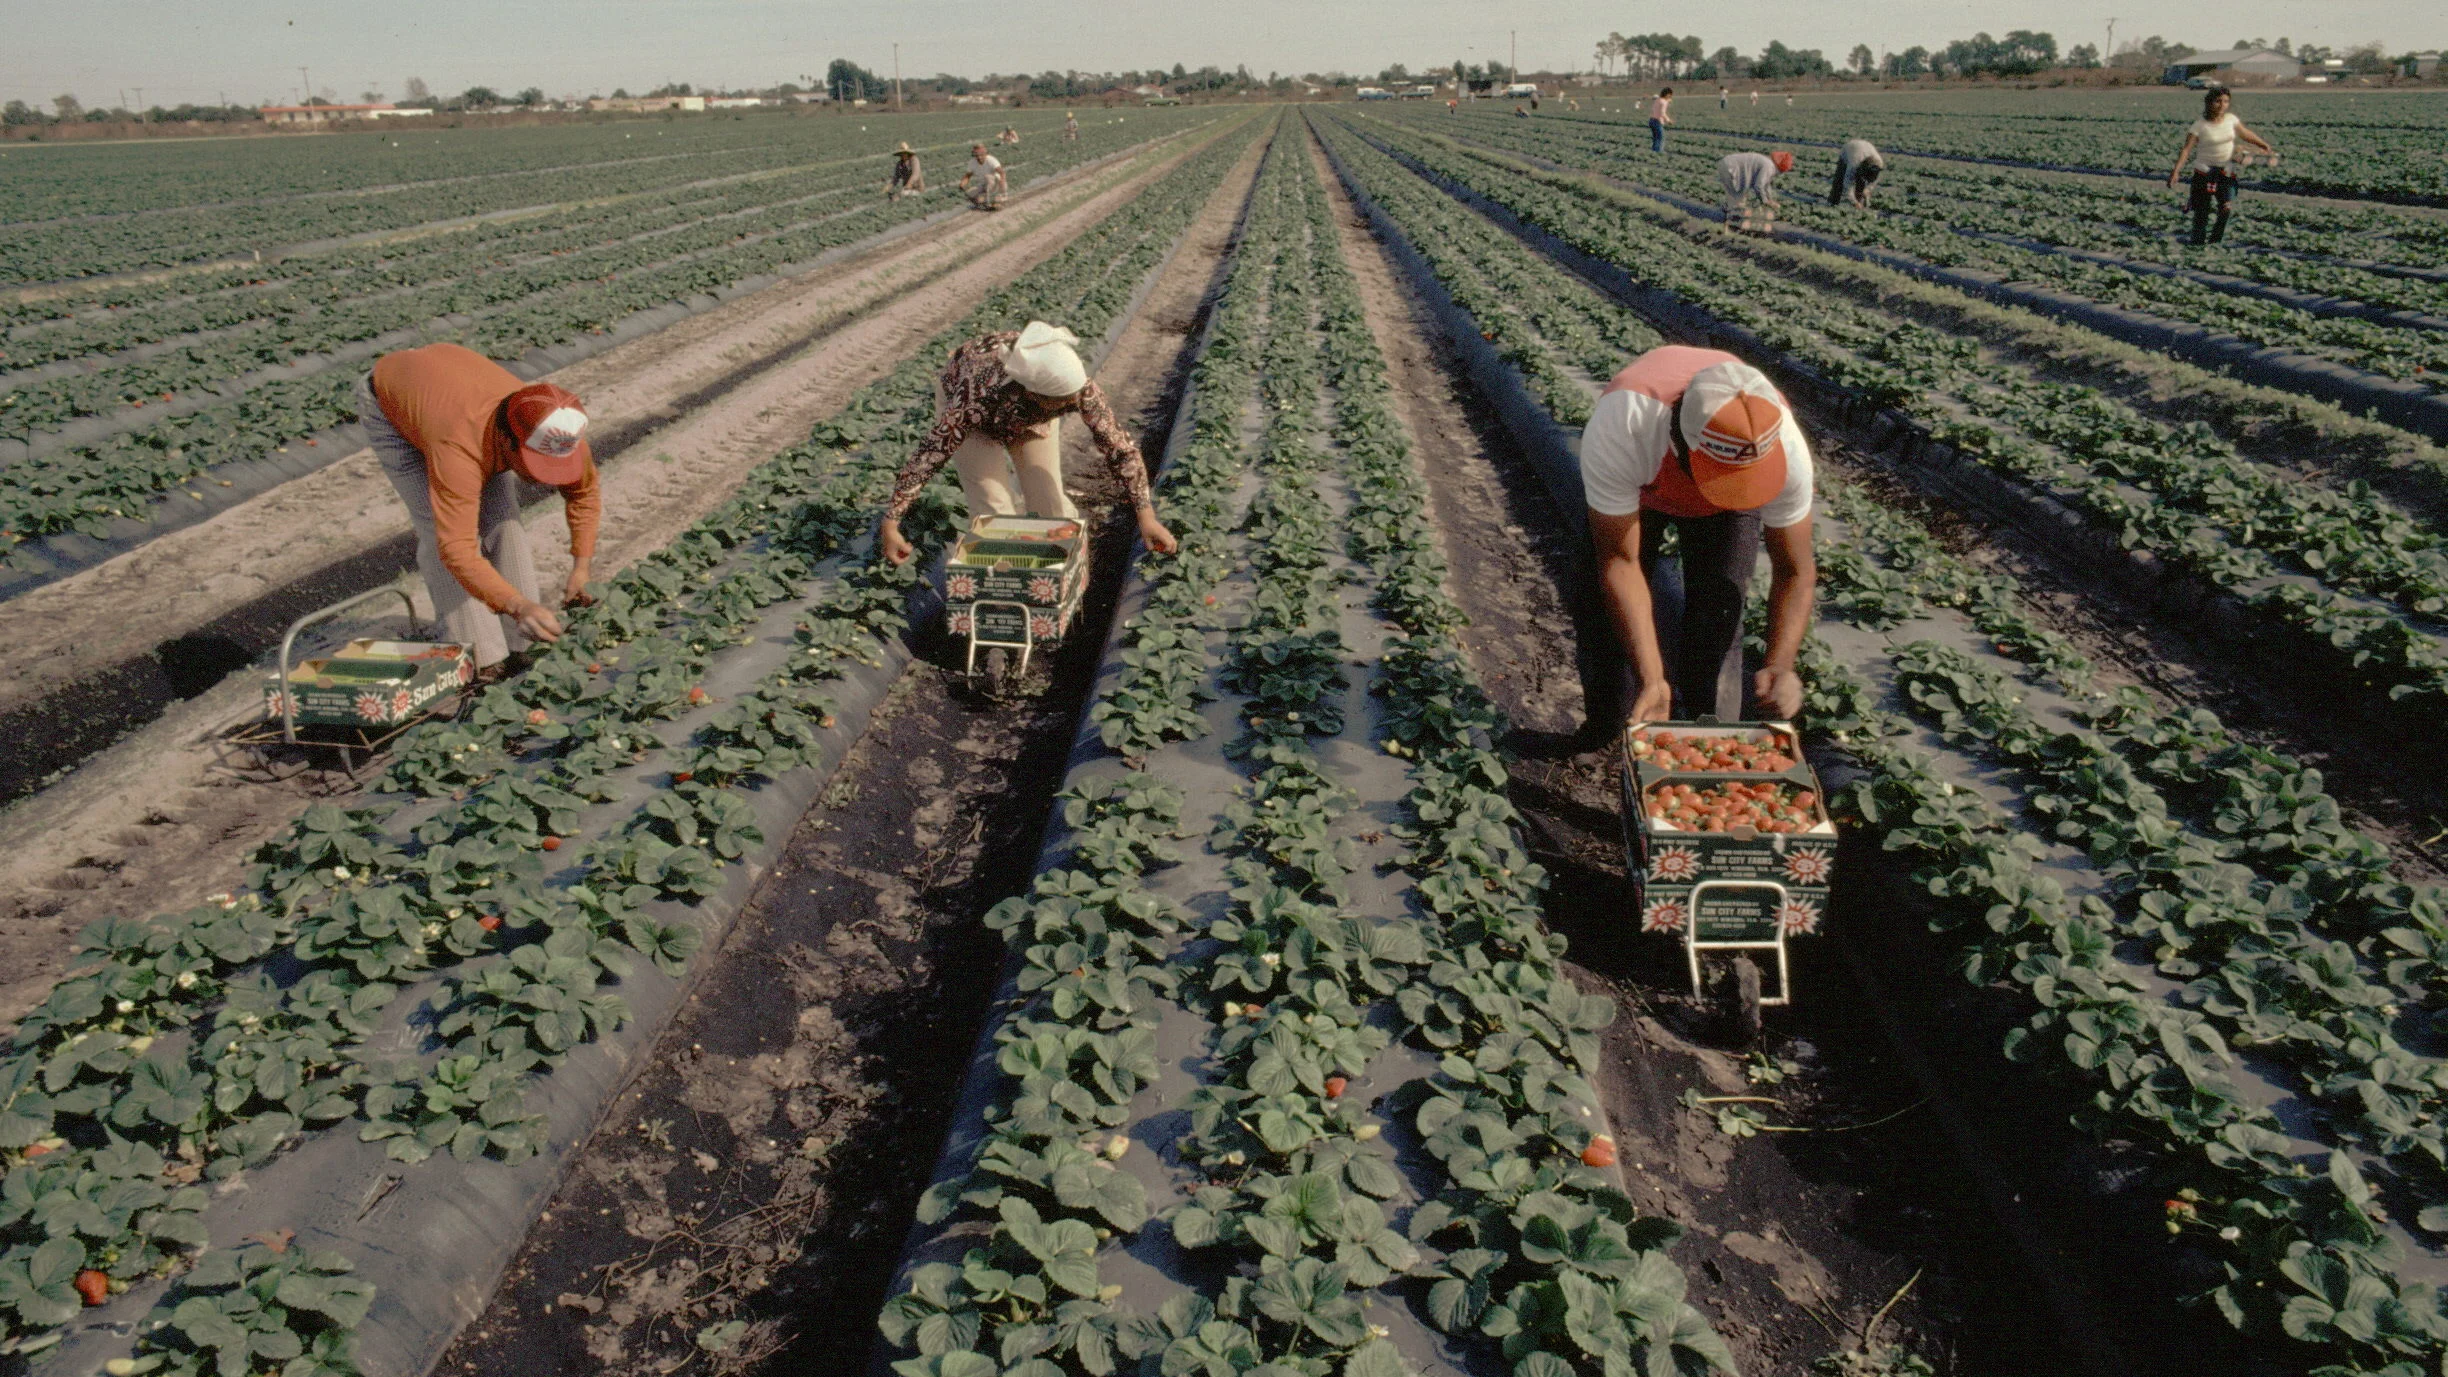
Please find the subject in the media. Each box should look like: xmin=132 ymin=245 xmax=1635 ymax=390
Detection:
xmin=1568 ymin=29 xmax=2416 ymax=83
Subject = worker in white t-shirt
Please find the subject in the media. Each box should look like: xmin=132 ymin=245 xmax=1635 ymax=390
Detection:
xmin=2167 ymin=87 xmax=2275 ymax=246
xmin=962 ymin=143 xmax=1007 ymax=209
xmin=1578 ymin=346 xmax=1817 ymax=725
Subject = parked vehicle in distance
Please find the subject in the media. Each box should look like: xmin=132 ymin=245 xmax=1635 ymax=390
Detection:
xmin=1500 ymin=82 xmax=1541 ymax=99
xmin=1356 ymin=87 xmax=1394 ymax=101
xmin=1405 ymin=84 xmax=1437 ymax=99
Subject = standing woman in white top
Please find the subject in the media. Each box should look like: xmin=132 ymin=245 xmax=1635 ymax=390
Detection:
xmin=2168 ymin=88 xmax=2276 ymax=246
xmin=1648 ymin=87 xmax=1675 ymax=151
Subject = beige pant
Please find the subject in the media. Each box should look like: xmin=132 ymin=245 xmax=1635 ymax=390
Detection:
xmin=941 ymin=390 xmax=1076 ymax=520
xmin=358 ymin=374 xmax=540 ymax=668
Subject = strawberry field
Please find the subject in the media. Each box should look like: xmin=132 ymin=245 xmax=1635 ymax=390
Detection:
xmin=5 ymin=85 xmax=2448 ymax=1377
xmin=0 ymin=108 xmax=1210 ymax=569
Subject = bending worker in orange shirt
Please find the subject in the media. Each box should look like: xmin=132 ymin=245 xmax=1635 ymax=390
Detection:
xmin=357 ymin=343 xmax=602 ymax=673
xmin=1578 ymin=346 xmax=1817 ymax=725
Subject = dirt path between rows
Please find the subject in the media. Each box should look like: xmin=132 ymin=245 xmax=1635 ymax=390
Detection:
xmin=0 ymin=127 xmax=1235 ymax=1029
xmin=0 ymin=135 xmax=1195 ymax=722
xmin=431 ymin=131 xmax=1265 ymax=1377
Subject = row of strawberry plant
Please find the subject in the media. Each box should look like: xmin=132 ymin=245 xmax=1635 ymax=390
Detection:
xmin=1322 ymin=117 xmax=2448 ymax=704
xmin=1323 ymin=106 xmax=2448 ymax=1370
xmin=1291 ymin=126 xmax=1733 ymax=1377
xmin=1806 ymin=482 xmax=2448 ymax=1373
xmin=1330 ymin=108 xmax=2448 ymax=1139
xmin=2 ymin=115 xmax=1191 ymax=432
xmin=0 ymin=120 xmax=1212 ymax=559
xmin=1 ymin=109 xmax=1145 ymax=286
xmin=1154 ymin=132 xmax=1429 ymax=1370
xmin=1407 ymin=109 xmax=2448 ymax=344
xmin=881 ymin=116 xmax=1301 ymax=1377
xmin=1565 ymin=97 xmax=2448 ymax=206
xmin=1823 ymin=482 xmax=2448 ymax=1192
xmin=882 ymin=122 xmax=1730 ymax=1377
xmin=1 ymin=119 xmax=1264 ymax=1370
xmin=1 ymin=118 xmax=1080 ymax=348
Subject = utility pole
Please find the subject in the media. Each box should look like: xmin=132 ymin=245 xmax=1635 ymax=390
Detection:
xmin=132 ymin=87 xmax=144 ymax=115
xmin=298 ymin=67 xmax=310 ymax=104
xmin=1510 ymin=30 xmax=1518 ymax=82
xmin=2106 ymin=18 xmax=2117 ymax=66
xmin=893 ymin=42 xmax=902 ymax=109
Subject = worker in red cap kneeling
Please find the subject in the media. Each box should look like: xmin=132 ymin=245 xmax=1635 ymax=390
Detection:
xmin=1579 ymin=346 xmax=1816 ymax=725
xmin=359 ymin=343 xmax=601 ymax=673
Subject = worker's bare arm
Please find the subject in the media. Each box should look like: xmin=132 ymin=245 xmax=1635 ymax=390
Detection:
xmin=2236 ymin=121 xmax=2276 ymax=158
xmin=1753 ymin=517 xmax=1816 ymax=718
xmin=1589 ymin=508 xmax=1673 ymax=723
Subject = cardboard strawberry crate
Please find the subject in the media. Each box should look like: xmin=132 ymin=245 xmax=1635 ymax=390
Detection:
xmin=1621 ymin=722 xmax=1836 ymax=946
xmin=942 ymin=515 xmax=1089 ymax=645
xmin=264 ymin=638 xmax=472 ymax=728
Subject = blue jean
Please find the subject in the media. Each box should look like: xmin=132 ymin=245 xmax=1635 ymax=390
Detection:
xmin=1649 ymin=118 xmax=1666 ymax=152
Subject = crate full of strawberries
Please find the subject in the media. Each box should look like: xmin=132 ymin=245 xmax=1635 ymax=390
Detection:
xmin=1621 ymin=721 xmax=1835 ymax=947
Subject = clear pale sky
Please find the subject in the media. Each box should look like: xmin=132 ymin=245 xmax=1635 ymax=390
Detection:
xmin=1 ymin=0 xmax=2435 ymax=107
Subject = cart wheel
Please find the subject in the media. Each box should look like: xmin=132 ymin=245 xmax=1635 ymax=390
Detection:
xmin=978 ymin=646 xmax=1012 ymax=698
xmin=1727 ymin=957 xmax=1764 ymax=1050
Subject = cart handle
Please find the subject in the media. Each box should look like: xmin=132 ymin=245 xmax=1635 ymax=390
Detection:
xmin=273 ymin=586 xmax=421 ymax=745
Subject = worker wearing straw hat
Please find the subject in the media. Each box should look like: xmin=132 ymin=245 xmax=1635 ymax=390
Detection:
xmin=886 ymin=142 xmax=924 ymax=201
xmin=358 ymin=343 xmax=600 ymax=673
xmin=877 ymin=321 xmax=1177 ymax=565
xmin=1578 ymin=346 xmax=1817 ymax=723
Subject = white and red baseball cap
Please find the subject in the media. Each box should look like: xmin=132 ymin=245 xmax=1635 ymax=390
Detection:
xmin=503 ymin=382 xmax=591 ymax=485
xmin=1676 ymin=361 xmax=1789 ymax=510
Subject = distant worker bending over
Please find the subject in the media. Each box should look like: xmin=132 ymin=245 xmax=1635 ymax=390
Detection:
xmin=878 ymin=322 xmax=1177 ymax=565
xmin=359 ymin=343 xmax=599 ymax=674
xmin=1718 ymin=149 xmax=1792 ymax=233
xmin=1579 ymin=346 xmax=1817 ymax=724
xmin=1828 ymin=138 xmax=1885 ymax=208
xmin=2168 ymin=87 xmax=2276 ymax=246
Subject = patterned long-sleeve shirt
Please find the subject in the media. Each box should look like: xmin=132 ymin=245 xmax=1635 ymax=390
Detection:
xmin=882 ymin=330 xmax=1153 ymax=522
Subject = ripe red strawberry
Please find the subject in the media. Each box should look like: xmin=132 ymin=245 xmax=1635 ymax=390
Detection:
xmin=1323 ymin=1076 xmax=1347 ymax=1100
xmin=1580 ymin=1135 xmax=1618 ymax=1168
xmin=688 ymin=686 xmax=710 ymax=705
xmin=819 ymin=716 xmax=836 ymax=729
xmin=526 ymin=708 xmax=549 ymax=726
xmin=478 ymin=914 xmax=502 ymax=932
xmin=673 ymin=771 xmax=693 ymax=784
xmin=75 ymin=1270 xmax=109 ymax=1306
xmin=541 ymin=836 xmax=562 ymax=852
xmin=587 ymin=662 xmax=603 ymax=673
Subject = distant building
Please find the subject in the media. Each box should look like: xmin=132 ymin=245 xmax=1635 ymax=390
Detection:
xmin=707 ymin=96 xmax=764 ymax=109
xmin=2407 ymin=52 xmax=2441 ymax=79
xmin=586 ymin=95 xmax=708 ymax=113
xmin=259 ymin=103 xmax=431 ymax=125
xmin=2161 ymin=48 xmax=2302 ymax=84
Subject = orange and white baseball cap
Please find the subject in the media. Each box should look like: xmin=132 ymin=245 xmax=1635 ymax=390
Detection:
xmin=1676 ymin=361 xmax=1789 ymax=510
xmin=503 ymin=382 xmax=591 ymax=485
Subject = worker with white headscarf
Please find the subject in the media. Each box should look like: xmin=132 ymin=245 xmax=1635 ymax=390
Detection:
xmin=878 ymin=321 xmax=1178 ymax=565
